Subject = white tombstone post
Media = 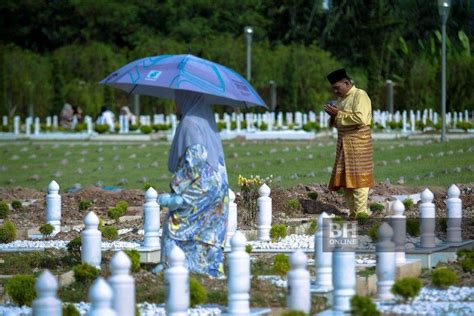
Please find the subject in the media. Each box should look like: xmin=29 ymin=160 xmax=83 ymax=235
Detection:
xmin=446 ymin=184 xmax=462 ymax=243
xmin=109 ymin=251 xmax=135 ymax=316
xmin=32 ymin=270 xmax=61 ymax=316
xmin=319 ymin=111 xmax=324 ymax=128
xmin=25 ymin=117 xmax=32 ymax=135
xmin=410 ymin=110 xmax=415 ymax=132
xmin=453 ymin=112 xmax=458 ymax=127
xmin=226 ymin=189 xmax=238 ymax=246
xmin=390 ymin=200 xmax=406 ymax=264
xmin=332 ymin=246 xmax=356 ymax=312
xmin=313 ymin=212 xmax=333 ymax=291
xmin=85 ymin=116 xmax=93 ymax=134
xmin=227 ymin=231 xmax=250 ymax=314
xmin=14 ymin=116 xmax=20 ymax=135
xmin=119 ymin=115 xmax=125 ymax=133
xmin=82 ymin=211 xmax=102 ymax=268
xmin=225 ymin=114 xmax=231 ymax=133
xmin=2 ymin=116 xmax=7 ymax=126
xmin=402 ymin=111 xmax=407 ymax=132
xmin=434 ymin=112 xmax=439 ymax=125
xmin=376 ymin=223 xmax=396 ymax=300
xmin=429 ymin=108 xmax=433 ymax=122
xmin=46 ymin=180 xmax=61 ymax=235
xmin=277 ymin=112 xmax=283 ymax=128
xmin=34 ymin=117 xmax=40 ymax=135
xmin=52 ymin=115 xmax=58 ymax=130
xmin=381 ymin=112 xmax=386 ymax=128
xmin=46 ymin=116 xmax=51 ymax=128
xmin=143 ymin=188 xmax=160 ymax=248
xmin=88 ymin=277 xmax=117 ymax=316
xmin=464 ymin=110 xmax=469 ymax=122
xmin=165 ymin=246 xmax=189 ymax=316
xmin=236 ymin=113 xmax=242 ymax=133
xmin=447 ymin=112 xmax=452 ymax=128
xmin=287 ymin=249 xmax=311 ymax=314
xmin=257 ymin=183 xmax=272 ymax=241
xmin=419 ymin=189 xmax=436 ymax=248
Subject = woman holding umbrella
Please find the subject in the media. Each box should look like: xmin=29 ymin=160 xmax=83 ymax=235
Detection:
xmin=158 ymin=90 xmax=228 ymax=277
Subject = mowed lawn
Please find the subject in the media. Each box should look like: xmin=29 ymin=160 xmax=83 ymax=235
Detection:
xmin=0 ymin=138 xmax=472 ymax=193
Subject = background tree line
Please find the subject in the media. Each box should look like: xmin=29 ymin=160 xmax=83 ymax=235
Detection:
xmin=0 ymin=0 xmax=472 ymax=118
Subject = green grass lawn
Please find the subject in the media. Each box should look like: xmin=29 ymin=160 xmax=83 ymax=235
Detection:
xmin=0 ymin=138 xmax=472 ymax=193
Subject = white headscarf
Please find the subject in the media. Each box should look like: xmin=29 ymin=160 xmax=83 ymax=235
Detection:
xmin=168 ymin=90 xmax=224 ymax=173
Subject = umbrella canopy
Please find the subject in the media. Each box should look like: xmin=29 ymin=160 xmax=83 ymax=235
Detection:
xmin=100 ymin=54 xmax=267 ymax=109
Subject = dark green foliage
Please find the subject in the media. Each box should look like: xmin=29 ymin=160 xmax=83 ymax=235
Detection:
xmin=39 ymin=223 xmax=55 ymax=237
xmin=94 ymin=124 xmax=109 ymax=134
xmin=287 ymin=198 xmax=299 ymax=210
xmin=79 ymin=200 xmax=92 ymax=211
xmin=332 ymin=215 xmax=344 ymax=223
xmin=245 ymin=244 xmax=253 ymax=254
xmin=368 ymin=223 xmax=381 ymax=242
xmin=11 ymin=200 xmax=22 ymax=211
xmin=152 ymin=124 xmax=171 ymax=131
xmin=74 ymin=123 xmax=87 ymax=132
xmin=101 ymin=226 xmax=118 ymax=240
xmin=302 ymin=122 xmax=320 ymax=132
xmin=129 ymin=124 xmax=139 ymax=131
xmin=281 ymin=311 xmax=307 ymax=316
xmin=307 ymin=192 xmax=318 ymax=200
xmin=116 ymin=200 xmax=129 ymax=212
xmin=402 ymin=198 xmax=414 ymax=210
xmin=189 ymin=277 xmax=207 ymax=307
xmin=259 ymin=122 xmax=268 ymax=131
xmin=356 ymin=212 xmax=369 ymax=224
xmin=457 ymin=249 xmax=474 ymax=272
xmin=0 ymin=220 xmax=17 ymax=243
xmin=456 ymin=121 xmax=473 ymax=131
xmin=0 ymin=201 xmax=9 ymax=219
xmin=350 ymin=295 xmax=380 ymax=316
xmin=369 ymin=203 xmax=384 ymax=213
xmin=63 ymin=304 xmax=80 ymax=316
xmin=107 ymin=207 xmax=124 ymax=221
xmin=67 ymin=236 xmax=82 ymax=258
xmin=216 ymin=122 xmax=226 ymax=132
xmin=406 ymin=219 xmax=420 ymax=237
xmin=270 ymin=224 xmax=287 ymax=240
xmin=431 ymin=267 xmax=458 ymax=288
xmin=5 ymin=275 xmax=36 ymax=306
xmin=140 ymin=125 xmax=152 ymax=134
xmin=124 ymin=249 xmax=141 ymax=273
xmin=73 ymin=263 xmax=101 ymax=284
xmin=391 ymin=277 xmax=422 ymax=301
xmin=273 ymin=254 xmax=289 ymax=276
xmin=307 ymin=219 xmax=317 ymax=235
xmin=357 ymin=266 xmax=376 ymax=277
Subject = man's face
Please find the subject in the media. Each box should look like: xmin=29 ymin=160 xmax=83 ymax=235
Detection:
xmin=331 ymin=79 xmax=351 ymax=98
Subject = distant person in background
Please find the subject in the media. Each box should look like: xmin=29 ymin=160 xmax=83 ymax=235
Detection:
xmin=96 ymin=106 xmax=116 ymax=132
xmin=158 ymin=90 xmax=228 ymax=277
xmin=60 ymin=103 xmax=74 ymax=129
xmin=324 ymin=68 xmax=374 ymax=217
xmin=71 ymin=105 xmax=83 ymax=129
xmin=120 ymin=106 xmax=137 ymax=125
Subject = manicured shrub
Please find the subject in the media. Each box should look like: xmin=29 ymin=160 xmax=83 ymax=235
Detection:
xmin=140 ymin=125 xmax=152 ymax=134
xmin=79 ymin=200 xmax=92 ymax=211
xmin=391 ymin=277 xmax=422 ymax=301
xmin=63 ymin=304 xmax=80 ymax=316
xmin=0 ymin=220 xmax=16 ymax=243
xmin=403 ymin=198 xmax=414 ymax=210
xmin=73 ymin=263 xmax=101 ymax=283
xmin=101 ymin=226 xmax=118 ymax=240
xmin=259 ymin=122 xmax=268 ymax=131
xmin=270 ymin=224 xmax=287 ymax=240
xmin=129 ymin=124 xmax=139 ymax=131
xmin=116 ymin=200 xmax=129 ymax=212
xmin=245 ymin=244 xmax=253 ymax=254
xmin=350 ymin=295 xmax=380 ymax=316
xmin=11 ymin=200 xmax=22 ymax=211
xmin=307 ymin=219 xmax=317 ymax=235
xmin=74 ymin=123 xmax=87 ymax=132
xmin=369 ymin=203 xmax=384 ymax=213
xmin=0 ymin=201 xmax=9 ymax=219
xmin=189 ymin=277 xmax=207 ymax=307
xmin=107 ymin=207 xmax=124 ymax=221
xmin=431 ymin=267 xmax=458 ymax=288
xmin=287 ymin=198 xmax=299 ymax=210
xmin=457 ymin=249 xmax=474 ymax=272
xmin=356 ymin=212 xmax=369 ymax=224
xmin=67 ymin=236 xmax=81 ymax=258
xmin=368 ymin=223 xmax=381 ymax=242
xmin=273 ymin=254 xmax=289 ymax=276
xmin=216 ymin=122 xmax=226 ymax=131
xmin=406 ymin=218 xmax=420 ymax=237
xmin=302 ymin=122 xmax=321 ymax=132
xmin=307 ymin=191 xmax=318 ymax=200
xmin=94 ymin=124 xmax=109 ymax=134
xmin=39 ymin=223 xmax=55 ymax=237
xmin=124 ymin=249 xmax=141 ymax=273
xmin=5 ymin=275 xmax=36 ymax=306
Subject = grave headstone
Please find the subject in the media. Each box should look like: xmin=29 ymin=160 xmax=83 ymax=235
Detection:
xmin=165 ymin=245 xmax=189 ymax=316
xmin=14 ymin=116 xmax=20 ymax=135
xmin=446 ymin=184 xmax=462 ymax=243
xmin=390 ymin=200 xmax=406 ymax=264
xmin=313 ymin=212 xmax=333 ymax=291
xmin=257 ymin=183 xmax=272 ymax=241
xmin=88 ymin=277 xmax=116 ymax=316
xmin=108 ymin=251 xmax=135 ymax=316
xmin=143 ymin=188 xmax=160 ymax=248
xmin=332 ymin=246 xmax=356 ymax=312
xmin=376 ymin=223 xmax=396 ymax=300
xmin=82 ymin=211 xmax=102 ymax=268
xmin=226 ymin=189 xmax=238 ymax=246
xmin=419 ymin=189 xmax=436 ymax=248
xmin=34 ymin=117 xmax=40 ymax=135
xmin=287 ymin=250 xmax=311 ymax=314
xmin=32 ymin=270 xmax=61 ymax=316
xmin=46 ymin=180 xmax=61 ymax=235
xmin=227 ymin=231 xmax=250 ymax=314
xmin=52 ymin=115 xmax=58 ymax=130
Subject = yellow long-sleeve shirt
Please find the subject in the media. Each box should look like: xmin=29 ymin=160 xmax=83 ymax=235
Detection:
xmin=335 ymin=86 xmax=372 ymax=127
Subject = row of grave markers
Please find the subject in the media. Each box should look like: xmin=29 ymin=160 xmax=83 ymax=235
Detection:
xmin=3 ymin=108 xmax=472 ymax=135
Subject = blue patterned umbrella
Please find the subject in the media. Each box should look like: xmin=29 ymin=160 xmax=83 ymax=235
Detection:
xmin=100 ymin=54 xmax=266 ymax=109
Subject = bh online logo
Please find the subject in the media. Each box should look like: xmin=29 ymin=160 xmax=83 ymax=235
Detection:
xmin=327 ymin=222 xmax=359 ymax=248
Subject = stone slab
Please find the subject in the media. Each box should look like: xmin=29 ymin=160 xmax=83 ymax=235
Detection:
xmin=221 ymin=307 xmax=271 ymax=315
xmin=396 ymin=259 xmax=422 ymax=279
xmin=137 ymin=246 xmax=161 ymax=263
xmin=356 ymin=274 xmax=377 ymax=296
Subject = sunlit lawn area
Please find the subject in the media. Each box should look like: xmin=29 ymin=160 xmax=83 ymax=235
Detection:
xmin=0 ymin=138 xmax=472 ymax=193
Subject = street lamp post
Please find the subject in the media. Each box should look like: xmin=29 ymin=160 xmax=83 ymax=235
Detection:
xmin=244 ymin=26 xmax=253 ymax=82
xmin=439 ymin=0 xmax=451 ymax=142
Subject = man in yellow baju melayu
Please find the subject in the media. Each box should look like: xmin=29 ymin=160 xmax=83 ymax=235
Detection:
xmin=324 ymin=68 xmax=374 ymax=217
